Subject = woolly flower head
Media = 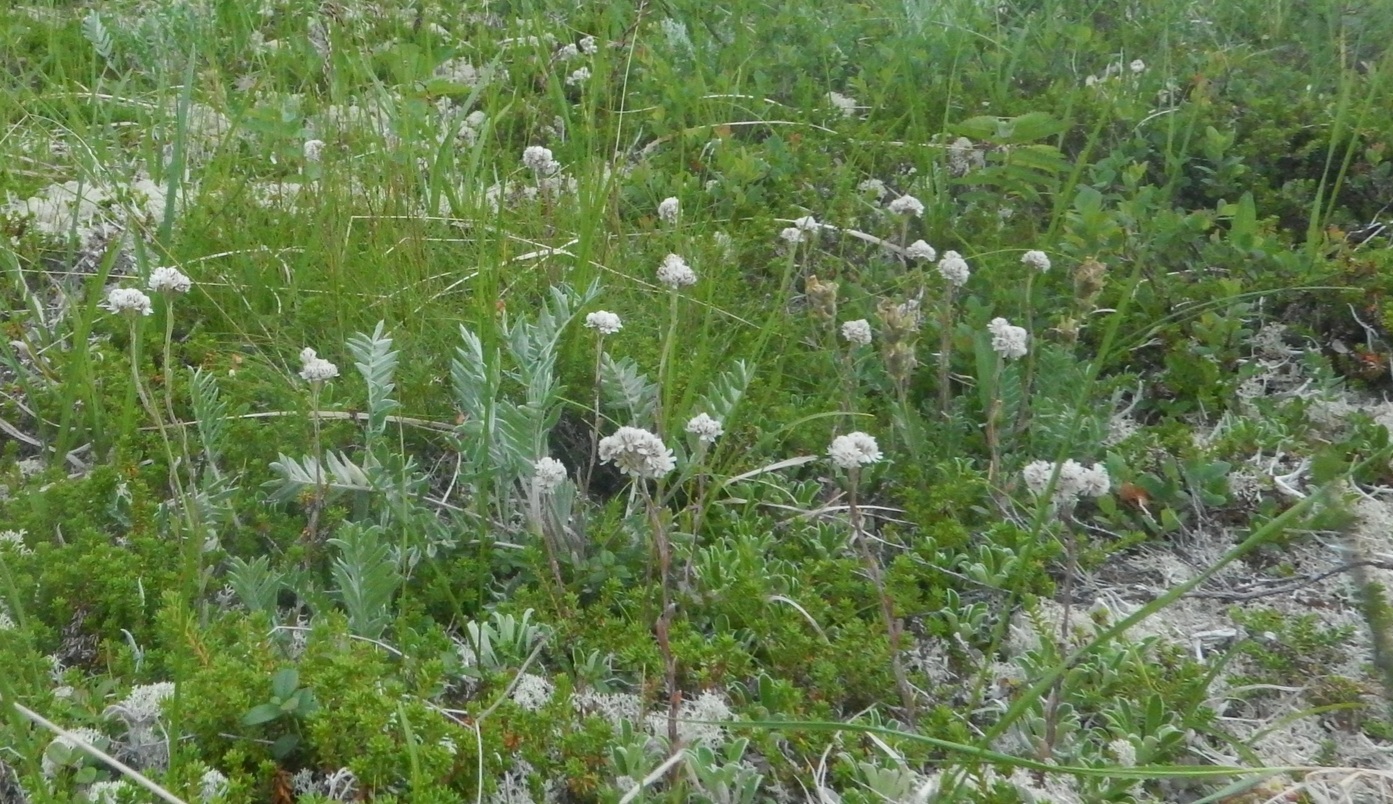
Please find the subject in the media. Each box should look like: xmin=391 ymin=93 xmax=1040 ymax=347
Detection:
xmin=1014 ymin=249 xmax=1047 ymax=274
xmin=937 ymin=250 xmax=970 ymax=287
xmin=1129 ymin=59 xmax=1146 ymax=74
xmin=828 ymin=432 xmax=882 ymax=469
xmin=303 ymin=139 xmax=325 ymax=162
xmin=657 ymin=196 xmax=680 ymax=224
xmin=905 ymin=240 xmax=937 ymax=262
xmin=1021 ymin=250 xmax=1051 ymax=273
xmin=780 ymin=227 xmax=804 ymax=244
xmin=841 ymin=319 xmax=873 ymax=346
xmin=148 ymin=266 xmax=192 ymax=294
xmin=104 ymin=287 xmax=153 ymax=316
xmin=584 ymin=310 xmax=623 ymax=335
xmin=657 ymin=253 xmax=697 ymax=289
xmin=599 ymin=426 xmax=676 ymax=479
xmin=858 ymin=178 xmax=888 ymax=199
xmin=533 ymin=457 xmax=567 ymax=493
xmin=522 ymin=145 xmax=559 ymax=176
xmin=298 ymin=347 xmax=339 ymax=383
xmin=888 ymin=194 xmax=925 ymax=217
xmin=685 ymin=412 xmax=724 ymax=444
xmin=988 ymin=317 xmax=1028 ymax=360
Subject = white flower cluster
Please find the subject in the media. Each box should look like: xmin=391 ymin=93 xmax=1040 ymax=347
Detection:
xmin=599 ymin=426 xmax=676 ymax=479
xmin=148 ymin=266 xmax=192 ymax=294
xmin=988 ymin=317 xmax=1028 ymax=360
xmin=522 ymin=145 xmax=559 ymax=176
xmin=452 ymin=109 xmax=488 ymax=147
xmin=303 ymin=139 xmax=325 ymax=163
xmin=685 ymin=412 xmax=724 ymax=444
xmin=888 ymin=194 xmax=924 ymax=217
xmin=104 ymin=287 xmax=153 ymax=316
xmin=1021 ymin=249 xmax=1051 ymax=273
xmin=565 ymin=66 xmax=590 ymax=86
xmin=585 ymin=310 xmax=623 ymax=334
xmin=1021 ymin=459 xmax=1111 ymax=504
xmin=858 ymin=178 xmax=888 ymax=199
xmin=841 ymin=319 xmax=873 ymax=346
xmin=533 ymin=457 xmax=567 ymax=493
xmin=657 ymin=253 xmax=697 ymax=289
xmin=829 ymin=432 xmax=882 ymax=469
xmin=937 ymin=250 xmax=970 ymax=287
xmin=905 ymin=239 xmax=937 ymax=262
xmin=299 ymin=347 xmax=339 ymax=383
xmin=657 ymin=196 xmax=680 ymax=224
xmin=948 ymin=137 xmax=986 ymax=176
xmin=779 ymin=215 xmax=820 ymax=245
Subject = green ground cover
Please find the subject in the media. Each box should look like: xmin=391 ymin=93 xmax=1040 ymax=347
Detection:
xmin=2 ymin=0 xmax=1393 ymax=800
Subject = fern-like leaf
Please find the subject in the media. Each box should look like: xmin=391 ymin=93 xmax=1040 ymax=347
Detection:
xmin=328 ymin=523 xmax=402 ymax=639
xmin=188 ymin=367 xmax=228 ymax=465
xmin=697 ymin=359 xmax=754 ymax=425
xmin=82 ymin=12 xmax=114 ymax=62
xmin=267 ymin=451 xmax=375 ymax=503
xmin=600 ymin=354 xmax=658 ymax=426
xmin=346 ymin=321 xmax=400 ymax=448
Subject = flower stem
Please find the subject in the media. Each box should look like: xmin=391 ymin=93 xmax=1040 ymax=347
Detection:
xmin=305 ymin=383 xmax=325 ymax=546
xmin=848 ymin=468 xmax=917 ymax=726
xmin=986 ymin=357 xmax=1005 ymax=485
xmin=581 ymin=337 xmax=605 ymax=498
xmin=656 ymin=291 xmax=680 ymax=435
xmin=937 ymin=286 xmax=955 ymax=416
xmin=642 ymin=483 xmax=680 ymax=747
xmin=1017 ymin=272 xmax=1038 ymax=434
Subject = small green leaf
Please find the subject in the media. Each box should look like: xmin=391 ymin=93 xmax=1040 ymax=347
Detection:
xmin=242 ymin=703 xmax=285 ymax=726
xmin=271 ymin=733 xmax=301 ymax=760
xmin=270 ymin=668 xmax=299 ymax=700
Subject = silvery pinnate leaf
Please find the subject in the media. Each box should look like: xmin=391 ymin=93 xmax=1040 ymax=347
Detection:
xmin=697 ymin=359 xmax=753 ymax=427
xmin=600 ymin=354 xmax=658 ymax=426
xmin=346 ymin=321 xmax=400 ymax=446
